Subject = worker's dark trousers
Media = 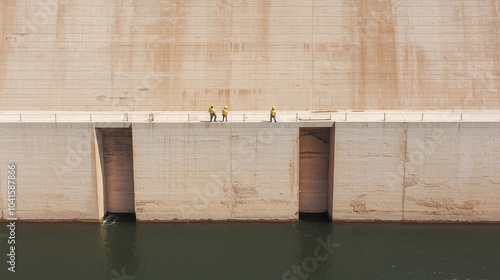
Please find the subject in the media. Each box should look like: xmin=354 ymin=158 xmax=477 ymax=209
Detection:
xmin=222 ymin=115 xmax=227 ymax=122
xmin=270 ymin=115 xmax=276 ymax=122
xmin=210 ymin=113 xmax=217 ymax=122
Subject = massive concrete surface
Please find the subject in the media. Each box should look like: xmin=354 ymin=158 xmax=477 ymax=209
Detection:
xmin=332 ymin=122 xmax=406 ymax=221
xmin=403 ymin=122 xmax=500 ymax=222
xmin=1 ymin=0 xmax=499 ymax=111
xmin=132 ymin=122 xmax=299 ymax=221
xmin=332 ymin=122 xmax=500 ymax=222
xmin=0 ymin=123 xmax=98 ymax=221
xmin=0 ymin=120 xmax=498 ymax=222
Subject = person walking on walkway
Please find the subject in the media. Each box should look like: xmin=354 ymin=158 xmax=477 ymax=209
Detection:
xmin=209 ymin=104 xmax=217 ymax=122
xmin=222 ymin=106 xmax=228 ymax=122
xmin=270 ymin=106 xmax=277 ymax=122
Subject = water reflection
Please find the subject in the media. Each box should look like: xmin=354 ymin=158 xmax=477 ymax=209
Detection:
xmin=286 ymin=213 xmax=336 ymax=279
xmin=0 ymin=220 xmax=498 ymax=279
xmin=99 ymin=214 xmax=144 ymax=279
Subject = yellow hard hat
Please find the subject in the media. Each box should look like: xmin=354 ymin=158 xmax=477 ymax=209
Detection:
xmin=211 ymin=104 xmax=214 ymax=107
xmin=224 ymin=106 xmax=227 ymax=109
xmin=272 ymin=106 xmax=275 ymax=109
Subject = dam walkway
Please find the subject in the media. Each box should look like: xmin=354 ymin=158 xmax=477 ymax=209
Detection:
xmin=0 ymin=110 xmax=499 ymax=123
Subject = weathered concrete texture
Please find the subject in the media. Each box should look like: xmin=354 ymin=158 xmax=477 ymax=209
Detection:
xmin=299 ymin=127 xmax=330 ymax=213
xmin=0 ymin=123 xmax=98 ymax=221
xmin=132 ymin=122 xmax=299 ymax=221
xmin=404 ymin=123 xmax=500 ymax=222
xmin=0 ymin=120 xmax=498 ymax=223
xmin=327 ymin=126 xmax=335 ymax=218
xmin=1 ymin=1 xmax=499 ymax=111
xmin=94 ymin=127 xmax=106 ymax=220
xmin=332 ymin=123 xmax=406 ymax=221
xmin=332 ymin=122 xmax=500 ymax=222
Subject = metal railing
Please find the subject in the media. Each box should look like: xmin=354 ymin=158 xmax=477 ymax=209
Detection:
xmin=0 ymin=111 xmax=499 ymax=123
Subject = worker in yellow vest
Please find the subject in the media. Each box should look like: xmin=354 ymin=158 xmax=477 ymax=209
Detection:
xmin=222 ymin=106 xmax=228 ymax=122
xmin=270 ymin=106 xmax=277 ymax=122
xmin=209 ymin=104 xmax=217 ymax=122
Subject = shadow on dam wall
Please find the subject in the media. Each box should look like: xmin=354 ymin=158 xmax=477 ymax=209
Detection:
xmin=95 ymin=127 xmax=136 ymax=218
xmin=299 ymin=127 xmax=334 ymax=218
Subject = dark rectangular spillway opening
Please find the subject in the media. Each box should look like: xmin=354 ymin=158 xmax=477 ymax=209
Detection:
xmin=102 ymin=213 xmax=137 ymax=224
xmin=299 ymin=212 xmax=331 ymax=222
xmin=96 ymin=128 xmax=135 ymax=215
xmin=299 ymin=127 xmax=333 ymax=217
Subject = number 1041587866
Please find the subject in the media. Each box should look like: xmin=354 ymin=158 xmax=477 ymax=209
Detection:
xmin=7 ymin=164 xmax=16 ymax=216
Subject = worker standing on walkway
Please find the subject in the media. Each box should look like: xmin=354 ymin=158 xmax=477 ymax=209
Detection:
xmin=270 ymin=106 xmax=277 ymax=122
xmin=222 ymin=106 xmax=228 ymax=122
xmin=209 ymin=104 xmax=217 ymax=122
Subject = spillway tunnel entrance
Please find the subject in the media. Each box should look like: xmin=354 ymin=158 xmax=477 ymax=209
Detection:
xmin=96 ymin=127 xmax=135 ymax=218
xmin=299 ymin=127 xmax=334 ymax=219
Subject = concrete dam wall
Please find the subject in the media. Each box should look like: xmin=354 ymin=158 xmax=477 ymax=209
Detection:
xmin=1 ymin=121 xmax=499 ymax=222
xmin=1 ymin=1 xmax=499 ymax=223
xmin=1 ymin=0 xmax=499 ymax=111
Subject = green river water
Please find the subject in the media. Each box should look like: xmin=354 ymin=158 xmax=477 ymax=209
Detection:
xmin=1 ymin=214 xmax=499 ymax=280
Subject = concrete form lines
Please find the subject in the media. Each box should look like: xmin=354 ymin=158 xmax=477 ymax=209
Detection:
xmin=308 ymin=0 xmax=314 ymax=111
xmin=229 ymin=124 xmax=234 ymax=220
xmin=401 ymin=122 xmax=408 ymax=221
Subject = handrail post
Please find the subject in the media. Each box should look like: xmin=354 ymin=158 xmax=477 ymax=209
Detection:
xmin=90 ymin=113 xmax=92 ymax=122
xmin=421 ymin=113 xmax=424 ymax=121
xmin=243 ymin=113 xmax=245 ymax=122
xmin=19 ymin=114 xmax=22 ymax=122
xmin=344 ymin=112 xmax=347 ymax=121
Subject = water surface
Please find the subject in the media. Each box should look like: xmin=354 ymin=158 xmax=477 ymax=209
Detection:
xmin=1 ymin=215 xmax=499 ymax=279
